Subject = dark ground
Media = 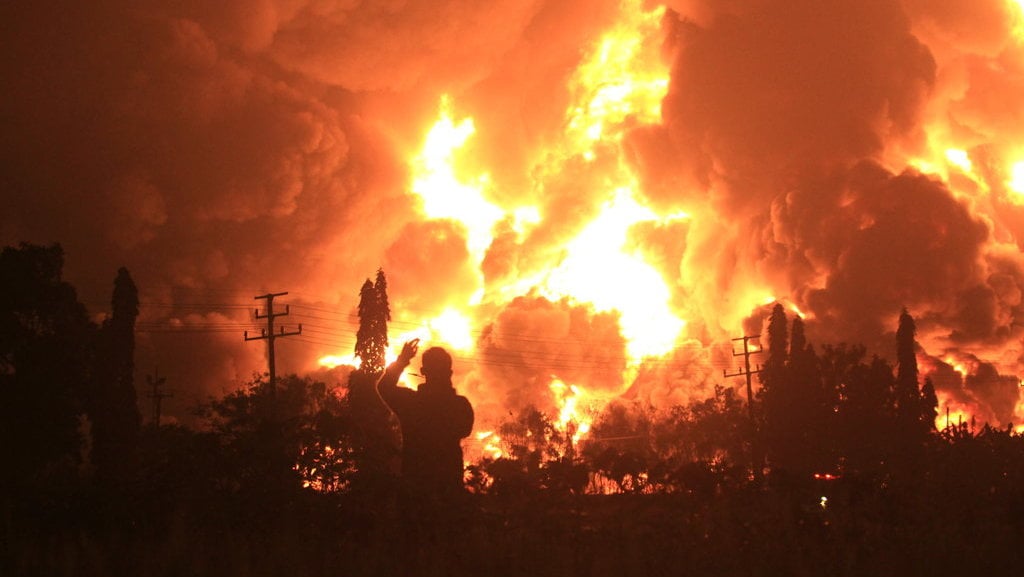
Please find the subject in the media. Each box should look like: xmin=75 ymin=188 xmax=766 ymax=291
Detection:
xmin=7 ymin=479 xmax=1023 ymax=577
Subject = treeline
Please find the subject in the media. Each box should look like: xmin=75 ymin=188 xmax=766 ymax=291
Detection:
xmin=4 ymin=240 xmax=1024 ymax=501
xmin=5 ymin=242 xmax=1024 ymax=576
xmin=1 ymin=243 xmax=141 ymax=493
xmin=478 ymin=304 xmax=1023 ymax=500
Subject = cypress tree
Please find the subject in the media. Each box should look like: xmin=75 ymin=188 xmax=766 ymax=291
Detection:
xmin=920 ymin=377 xmax=938 ymax=432
xmin=354 ymin=269 xmax=391 ymax=376
xmin=91 ymin=267 xmax=141 ymax=479
xmin=374 ymin=268 xmax=391 ymax=327
xmin=895 ymin=308 xmax=921 ymax=428
xmin=761 ymin=304 xmax=792 ymax=478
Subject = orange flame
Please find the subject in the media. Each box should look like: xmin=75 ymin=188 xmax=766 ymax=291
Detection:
xmin=321 ymin=0 xmax=684 ymax=389
xmin=550 ymin=377 xmax=593 ymax=445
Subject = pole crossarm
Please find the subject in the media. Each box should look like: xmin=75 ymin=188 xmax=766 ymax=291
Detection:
xmin=244 ymin=291 xmax=302 ymax=397
xmin=146 ymin=367 xmax=173 ymax=427
xmin=723 ymin=334 xmax=763 ymax=481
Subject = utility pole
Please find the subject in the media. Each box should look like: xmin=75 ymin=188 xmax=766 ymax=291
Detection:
xmin=724 ymin=334 xmax=763 ymax=481
xmin=146 ymin=368 xmax=172 ymax=427
xmin=244 ymin=291 xmax=302 ymax=397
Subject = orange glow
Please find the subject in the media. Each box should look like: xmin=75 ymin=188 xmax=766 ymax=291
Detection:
xmin=312 ymin=0 xmax=1024 ymax=435
xmin=944 ymin=148 xmax=973 ymax=173
xmin=935 ymin=390 xmax=975 ymax=431
xmin=1013 ymin=1 xmax=1024 ymax=39
xmin=523 ymin=0 xmax=686 ymax=363
xmin=317 ymin=354 xmax=359 ymax=370
xmin=944 ymin=356 xmax=968 ymax=379
xmin=539 ymin=187 xmax=688 ymax=360
xmin=564 ymin=0 xmax=668 ymax=156
xmin=1008 ymin=160 xmax=1024 ymax=195
xmin=475 ymin=431 xmax=504 ymax=460
xmin=410 ymin=95 xmax=503 ymax=263
xmin=321 ymin=0 xmax=685 ymax=404
xmin=550 ymin=377 xmax=593 ymax=445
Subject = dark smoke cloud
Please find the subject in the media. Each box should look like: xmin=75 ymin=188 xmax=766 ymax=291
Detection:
xmin=383 ymin=219 xmax=479 ymax=314
xmin=921 ymin=353 xmax=1021 ymax=427
xmin=4 ymin=0 xmax=1024 ymax=427
xmin=792 ymin=162 xmax=989 ymax=347
xmin=622 ymin=0 xmax=1022 ymax=423
xmin=474 ymin=296 xmax=627 ymax=415
xmin=0 ymin=0 xmax=623 ymax=423
xmin=659 ymin=0 xmax=934 ymax=209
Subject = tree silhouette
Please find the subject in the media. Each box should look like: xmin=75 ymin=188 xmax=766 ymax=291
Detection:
xmin=89 ymin=267 xmax=142 ymax=480
xmin=786 ymin=315 xmax=833 ymax=476
xmin=895 ymin=308 xmax=921 ymax=431
xmin=354 ymin=269 xmax=390 ymax=376
xmin=0 ymin=243 xmax=93 ymax=489
xmin=348 ymin=270 xmax=400 ymax=491
xmin=583 ymin=401 xmax=656 ymax=493
xmin=920 ymin=376 xmax=938 ymax=431
xmin=761 ymin=304 xmax=809 ymax=480
xmin=892 ymin=308 xmax=935 ymax=483
xmin=827 ymin=346 xmax=894 ymax=480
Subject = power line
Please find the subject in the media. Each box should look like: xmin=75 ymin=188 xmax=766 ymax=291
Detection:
xmin=724 ymin=334 xmax=762 ymax=481
xmin=244 ymin=292 xmax=302 ymax=397
xmin=146 ymin=368 xmax=173 ymax=427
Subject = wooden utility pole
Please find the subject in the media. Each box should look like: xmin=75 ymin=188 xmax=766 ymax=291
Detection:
xmin=724 ymin=335 xmax=763 ymax=481
xmin=146 ymin=368 xmax=172 ymax=427
xmin=244 ymin=291 xmax=302 ymax=397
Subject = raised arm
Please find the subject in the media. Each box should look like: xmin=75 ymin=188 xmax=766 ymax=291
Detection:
xmin=376 ymin=338 xmax=419 ymax=405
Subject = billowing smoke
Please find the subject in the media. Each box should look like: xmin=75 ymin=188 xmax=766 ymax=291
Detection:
xmin=4 ymin=0 xmax=1024 ymax=428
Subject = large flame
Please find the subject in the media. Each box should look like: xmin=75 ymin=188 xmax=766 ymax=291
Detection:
xmin=317 ymin=0 xmax=1024 ymax=434
xmin=323 ymin=0 xmax=684 ymax=410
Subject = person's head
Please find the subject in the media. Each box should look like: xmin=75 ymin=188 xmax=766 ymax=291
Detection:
xmin=420 ymin=346 xmax=453 ymax=382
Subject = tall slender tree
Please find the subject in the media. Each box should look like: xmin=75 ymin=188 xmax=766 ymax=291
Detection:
xmin=920 ymin=377 xmax=938 ymax=432
xmin=761 ymin=304 xmax=795 ymax=478
xmin=787 ymin=315 xmax=833 ymax=474
xmin=374 ymin=268 xmax=391 ymax=328
xmin=354 ymin=269 xmax=391 ymax=375
xmin=895 ymin=308 xmax=919 ymax=416
xmin=90 ymin=267 xmax=142 ymax=479
xmin=892 ymin=308 xmax=933 ymax=483
xmin=764 ymin=304 xmax=789 ymax=382
xmin=349 ymin=269 xmax=399 ymax=487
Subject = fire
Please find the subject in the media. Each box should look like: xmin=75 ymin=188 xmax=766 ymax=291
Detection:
xmin=550 ymin=378 xmax=593 ymax=445
xmin=934 ymin=389 xmax=975 ymax=432
xmin=944 ymin=149 xmax=973 ymax=174
xmin=390 ymin=308 xmax=475 ymax=355
xmin=1014 ymin=1 xmax=1024 ymax=38
xmin=410 ymin=95 xmax=503 ymax=264
xmin=323 ymin=0 xmax=684 ymax=383
xmin=318 ymin=354 xmax=357 ymax=370
xmin=318 ymin=0 xmax=1024 ymax=433
xmin=564 ymin=0 xmax=668 ymax=155
xmin=539 ymin=187 xmax=688 ymax=359
xmin=1008 ymin=160 xmax=1024 ymax=195
xmin=945 ymin=356 xmax=968 ymax=379
xmin=475 ymin=431 xmax=504 ymax=460
xmin=512 ymin=0 xmax=685 ymax=363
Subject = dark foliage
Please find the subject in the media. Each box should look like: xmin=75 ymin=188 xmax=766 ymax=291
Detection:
xmin=5 ymin=247 xmax=1024 ymax=576
xmin=89 ymin=267 xmax=142 ymax=480
xmin=0 ymin=243 xmax=94 ymax=491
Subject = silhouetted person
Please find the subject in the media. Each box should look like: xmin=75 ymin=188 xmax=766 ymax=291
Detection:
xmin=377 ymin=339 xmax=474 ymax=496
